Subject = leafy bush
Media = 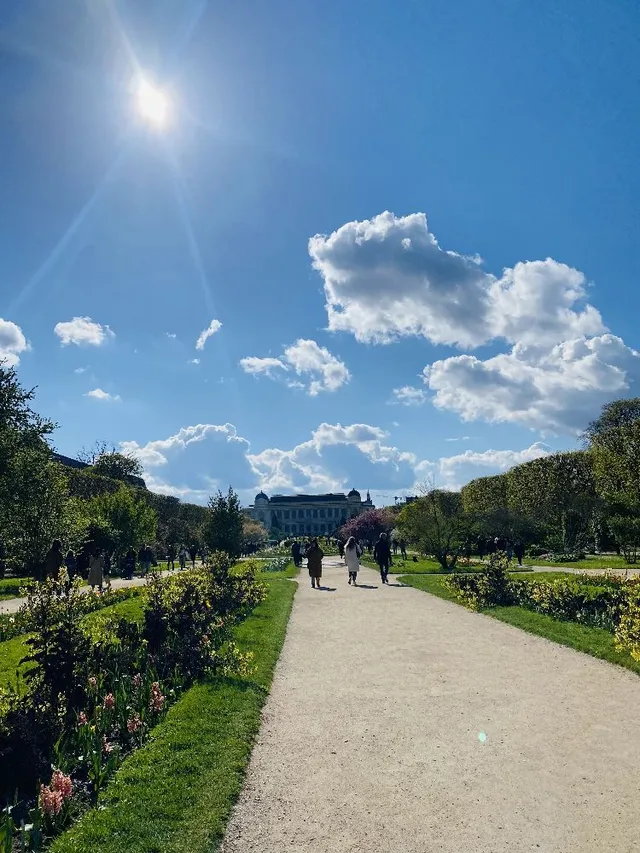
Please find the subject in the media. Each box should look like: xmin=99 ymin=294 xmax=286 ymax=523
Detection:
xmin=615 ymin=593 xmax=640 ymax=660
xmin=446 ymin=553 xmax=514 ymax=609
xmin=510 ymin=576 xmax=627 ymax=631
xmin=0 ymin=555 xmax=266 ymax=848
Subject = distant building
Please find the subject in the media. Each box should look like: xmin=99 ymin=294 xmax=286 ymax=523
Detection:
xmin=248 ymin=489 xmax=374 ymax=537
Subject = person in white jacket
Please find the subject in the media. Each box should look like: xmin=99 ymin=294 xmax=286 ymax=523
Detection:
xmin=344 ymin=536 xmax=362 ymax=586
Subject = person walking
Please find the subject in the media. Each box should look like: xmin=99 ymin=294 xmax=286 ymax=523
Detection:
xmin=291 ymin=540 xmax=301 ymax=568
xmin=400 ymin=539 xmax=408 ymax=560
xmin=514 ymin=541 xmax=525 ymax=567
xmin=139 ymin=544 xmax=153 ymax=575
xmin=43 ymin=539 xmax=64 ymax=581
xmin=344 ymin=536 xmax=361 ymax=585
xmin=373 ymin=532 xmax=392 ymax=584
xmin=189 ymin=544 xmax=198 ymax=568
xmin=338 ymin=540 xmax=345 ymax=560
xmin=179 ymin=544 xmax=187 ymax=570
xmin=124 ymin=546 xmax=136 ymax=579
xmin=167 ymin=543 xmax=177 ymax=570
xmin=88 ymin=548 xmax=104 ymax=591
xmin=64 ymin=549 xmax=77 ymax=579
xmin=306 ymin=539 xmax=324 ymax=589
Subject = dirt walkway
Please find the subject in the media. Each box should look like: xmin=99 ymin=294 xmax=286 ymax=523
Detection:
xmin=222 ymin=557 xmax=640 ymax=853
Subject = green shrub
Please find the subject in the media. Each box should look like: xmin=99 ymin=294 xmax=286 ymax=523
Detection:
xmin=615 ymin=593 xmax=640 ymax=660
xmin=447 ymin=553 xmax=514 ymax=609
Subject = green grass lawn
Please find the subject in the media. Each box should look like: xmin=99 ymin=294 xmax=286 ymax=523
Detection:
xmin=400 ymin=573 xmax=640 ymax=675
xmin=51 ymin=576 xmax=297 ymax=853
xmin=361 ymin=556 xmax=533 ymax=576
xmin=0 ymin=595 xmax=145 ymax=690
xmin=523 ymin=554 xmax=640 ymax=571
xmin=0 ymin=576 xmax=32 ymax=600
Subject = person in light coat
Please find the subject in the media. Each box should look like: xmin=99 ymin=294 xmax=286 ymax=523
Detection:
xmin=344 ymin=536 xmax=362 ymax=586
xmin=87 ymin=549 xmax=104 ymax=591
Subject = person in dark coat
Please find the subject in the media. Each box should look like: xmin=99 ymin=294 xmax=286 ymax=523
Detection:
xmin=291 ymin=541 xmax=301 ymax=567
xmin=338 ymin=540 xmax=345 ymax=560
xmin=514 ymin=541 xmax=525 ymax=566
xmin=64 ymin=549 xmax=77 ymax=579
xmin=306 ymin=539 xmax=324 ymax=589
xmin=44 ymin=540 xmax=64 ymax=580
xmin=124 ymin=547 xmax=136 ymax=579
xmin=373 ymin=532 xmax=392 ymax=584
xmin=189 ymin=545 xmax=198 ymax=568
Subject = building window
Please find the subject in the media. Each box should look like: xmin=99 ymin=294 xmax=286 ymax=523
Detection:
xmin=320 ymin=508 xmax=325 ymax=518
xmin=284 ymin=510 xmax=289 ymax=519
xmin=298 ymin=509 xmax=304 ymax=519
xmin=313 ymin=509 xmax=318 ymax=519
xmin=306 ymin=509 xmax=312 ymax=518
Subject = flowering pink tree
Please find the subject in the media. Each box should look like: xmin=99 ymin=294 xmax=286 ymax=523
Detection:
xmin=339 ymin=508 xmax=394 ymax=545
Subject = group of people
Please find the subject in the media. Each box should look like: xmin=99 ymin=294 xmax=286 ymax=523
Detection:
xmin=293 ymin=531 xmax=397 ymax=589
xmin=476 ymin=537 xmax=526 ymax=566
xmin=40 ymin=540 xmax=205 ymax=592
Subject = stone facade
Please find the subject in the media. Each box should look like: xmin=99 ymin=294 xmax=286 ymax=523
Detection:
xmin=248 ymin=489 xmax=374 ymax=537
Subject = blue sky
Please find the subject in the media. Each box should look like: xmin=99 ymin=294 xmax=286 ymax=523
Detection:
xmin=2 ymin=0 xmax=639 ymax=506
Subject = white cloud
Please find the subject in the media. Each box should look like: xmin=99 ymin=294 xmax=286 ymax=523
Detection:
xmin=195 ymin=319 xmax=222 ymax=350
xmin=426 ymin=333 xmax=640 ymax=434
xmin=240 ymin=339 xmax=350 ymax=396
xmin=392 ymin=386 xmax=427 ymax=406
xmin=85 ymin=388 xmax=121 ymax=402
xmin=166 ymin=332 xmax=177 ymax=339
xmin=189 ymin=358 xmax=200 ymax=365
xmin=309 ymin=211 xmax=605 ymax=349
xmin=55 ymin=317 xmax=114 ymax=347
xmin=445 ymin=436 xmax=472 ymax=442
xmin=121 ymin=423 xmax=248 ymax=468
xmin=74 ymin=366 xmax=88 ymax=374
xmin=435 ymin=443 xmax=550 ymax=489
xmin=0 ymin=319 xmax=29 ymax=366
xmin=239 ymin=356 xmax=287 ymax=377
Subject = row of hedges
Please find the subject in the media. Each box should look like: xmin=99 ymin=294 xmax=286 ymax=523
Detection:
xmin=447 ymin=554 xmax=640 ymax=660
xmin=0 ymin=555 xmax=266 ymax=850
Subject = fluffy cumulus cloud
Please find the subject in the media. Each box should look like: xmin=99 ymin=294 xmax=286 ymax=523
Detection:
xmin=240 ymin=339 xmax=350 ymax=396
xmin=0 ymin=318 xmax=29 ymax=366
xmin=119 ymin=419 xmax=552 ymax=505
xmin=392 ymin=386 xmax=427 ymax=406
xmin=195 ymin=319 xmax=222 ymax=350
xmin=120 ymin=423 xmax=256 ymax=503
xmin=426 ymin=334 xmax=640 ymax=434
xmin=85 ymin=388 xmax=120 ymax=402
xmin=309 ymin=211 xmax=604 ymax=349
xmin=54 ymin=317 xmax=114 ymax=347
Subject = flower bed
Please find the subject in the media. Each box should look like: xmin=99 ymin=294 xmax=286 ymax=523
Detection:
xmin=447 ymin=554 xmax=640 ymax=661
xmin=0 ymin=555 xmax=266 ymax=850
xmin=0 ymin=584 xmax=141 ymax=643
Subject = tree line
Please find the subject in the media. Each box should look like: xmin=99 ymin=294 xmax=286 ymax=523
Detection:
xmin=0 ymin=364 xmax=246 ymax=577
xmin=394 ymin=398 xmax=640 ymax=567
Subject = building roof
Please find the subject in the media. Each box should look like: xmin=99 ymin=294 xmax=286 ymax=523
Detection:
xmin=269 ymin=493 xmax=349 ymax=504
xmin=347 ymin=488 xmax=361 ymax=498
xmin=255 ymin=491 xmax=268 ymax=501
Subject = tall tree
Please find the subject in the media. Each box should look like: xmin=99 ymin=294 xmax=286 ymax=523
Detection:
xmin=204 ymin=487 xmax=244 ymax=558
xmin=397 ymin=489 xmax=470 ymax=570
xmin=87 ymin=486 xmax=157 ymax=556
xmin=0 ymin=364 xmax=72 ymax=574
xmin=584 ymin=398 xmax=640 ymax=451
xmin=339 ymin=508 xmax=394 ymax=544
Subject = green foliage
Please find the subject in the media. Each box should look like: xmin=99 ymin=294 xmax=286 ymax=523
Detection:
xmin=204 ymin=487 xmax=244 ymax=558
xmin=398 ymin=489 xmax=470 ymax=570
xmin=584 ymin=398 xmax=640 ymax=451
xmin=86 ymin=486 xmax=157 ymax=557
xmin=447 ymin=552 xmax=514 ymax=608
xmin=615 ymin=594 xmax=640 ymax=661
xmin=49 ymin=579 xmax=295 ymax=853
xmin=608 ymin=515 xmax=640 ymax=564
xmin=242 ymin=515 xmax=269 ymax=549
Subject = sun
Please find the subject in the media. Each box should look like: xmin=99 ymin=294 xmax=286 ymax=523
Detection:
xmin=136 ymin=79 xmax=170 ymax=128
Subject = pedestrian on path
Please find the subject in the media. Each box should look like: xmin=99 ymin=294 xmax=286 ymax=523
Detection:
xmin=374 ymin=532 xmax=391 ymax=584
xmin=88 ymin=549 xmax=104 ymax=591
xmin=338 ymin=540 xmax=345 ymax=560
xmin=344 ymin=536 xmax=361 ymax=585
xmin=306 ymin=539 xmax=324 ymax=589
xmin=179 ymin=545 xmax=187 ymax=570
xmin=167 ymin=544 xmax=177 ymax=570
xmin=43 ymin=539 xmax=64 ymax=580
xmin=514 ymin=541 xmax=525 ymax=566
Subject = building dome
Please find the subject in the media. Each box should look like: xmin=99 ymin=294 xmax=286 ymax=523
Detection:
xmin=255 ymin=491 xmax=268 ymax=502
xmin=347 ymin=488 xmax=361 ymax=499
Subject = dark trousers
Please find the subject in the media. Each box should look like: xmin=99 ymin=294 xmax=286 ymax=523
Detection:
xmin=378 ymin=559 xmax=390 ymax=582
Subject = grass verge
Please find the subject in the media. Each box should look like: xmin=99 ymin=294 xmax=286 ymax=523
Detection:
xmin=362 ymin=557 xmax=534 ymax=576
xmin=400 ymin=573 xmax=640 ymax=676
xmin=0 ymin=595 xmax=145 ymax=690
xmin=523 ymin=555 xmax=640 ymax=571
xmin=50 ymin=576 xmax=297 ymax=853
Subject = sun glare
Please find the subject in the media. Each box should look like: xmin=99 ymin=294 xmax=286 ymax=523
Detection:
xmin=136 ymin=79 xmax=170 ymax=128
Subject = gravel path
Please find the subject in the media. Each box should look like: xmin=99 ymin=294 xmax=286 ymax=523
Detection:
xmin=222 ymin=557 xmax=640 ymax=853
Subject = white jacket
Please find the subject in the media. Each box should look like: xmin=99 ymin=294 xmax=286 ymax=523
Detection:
xmin=344 ymin=545 xmax=361 ymax=572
